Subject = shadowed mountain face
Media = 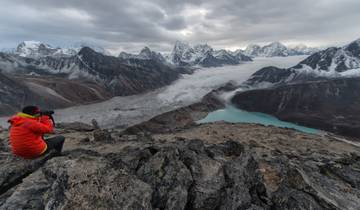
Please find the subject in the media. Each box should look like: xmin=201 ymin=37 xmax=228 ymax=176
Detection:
xmin=1 ymin=46 xmax=184 ymax=94
xmin=0 ymin=72 xmax=30 ymax=115
xmin=0 ymin=46 xmax=188 ymax=116
xmin=76 ymin=47 xmax=182 ymax=96
xmin=0 ymin=72 xmax=111 ymax=116
xmin=232 ymin=77 xmax=360 ymax=137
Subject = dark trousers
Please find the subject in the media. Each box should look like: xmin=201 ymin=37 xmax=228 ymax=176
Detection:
xmin=44 ymin=136 xmax=65 ymax=154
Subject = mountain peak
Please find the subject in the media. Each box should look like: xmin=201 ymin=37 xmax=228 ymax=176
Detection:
xmin=18 ymin=40 xmax=40 ymax=47
xmin=173 ymin=40 xmax=191 ymax=51
xmin=169 ymin=41 xmax=251 ymax=66
xmin=265 ymin=41 xmax=286 ymax=49
xmin=347 ymin=38 xmax=360 ymax=48
xmin=78 ymin=46 xmax=98 ymax=57
xmin=16 ymin=41 xmax=56 ymax=57
xmin=269 ymin=41 xmax=284 ymax=45
xmin=15 ymin=41 xmax=78 ymax=58
xmin=139 ymin=46 xmax=152 ymax=56
xmin=246 ymin=44 xmax=261 ymax=49
xmin=243 ymin=42 xmax=318 ymax=57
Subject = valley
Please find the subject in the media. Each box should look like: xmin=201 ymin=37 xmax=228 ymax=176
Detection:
xmin=1 ymin=1 xmax=360 ymax=209
xmin=0 ymin=56 xmax=306 ymax=129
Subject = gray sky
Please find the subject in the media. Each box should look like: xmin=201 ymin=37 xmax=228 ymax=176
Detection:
xmin=0 ymin=0 xmax=360 ymax=54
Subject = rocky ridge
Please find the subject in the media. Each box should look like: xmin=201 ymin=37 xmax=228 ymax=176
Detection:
xmin=15 ymin=41 xmax=77 ymax=58
xmin=232 ymin=77 xmax=360 ymax=138
xmin=242 ymin=42 xmax=319 ymax=57
xmin=0 ymin=119 xmax=359 ymax=209
xmin=245 ymin=38 xmax=360 ymax=87
xmin=169 ymin=41 xmax=252 ymax=67
xmin=118 ymin=47 xmax=166 ymax=63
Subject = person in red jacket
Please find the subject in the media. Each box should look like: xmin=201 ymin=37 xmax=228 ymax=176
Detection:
xmin=8 ymin=106 xmax=65 ymax=159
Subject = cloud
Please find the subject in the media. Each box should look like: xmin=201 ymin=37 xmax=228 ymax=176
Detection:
xmin=0 ymin=0 xmax=359 ymax=53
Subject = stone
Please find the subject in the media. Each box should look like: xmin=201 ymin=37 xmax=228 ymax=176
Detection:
xmin=0 ymin=150 xmax=153 ymax=210
xmin=0 ymin=151 xmax=57 ymax=196
xmin=93 ymin=129 xmax=113 ymax=142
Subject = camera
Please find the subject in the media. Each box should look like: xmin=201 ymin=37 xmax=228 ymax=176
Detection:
xmin=40 ymin=110 xmax=55 ymax=116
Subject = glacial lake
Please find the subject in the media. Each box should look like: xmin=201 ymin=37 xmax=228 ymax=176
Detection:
xmin=197 ymin=106 xmax=320 ymax=135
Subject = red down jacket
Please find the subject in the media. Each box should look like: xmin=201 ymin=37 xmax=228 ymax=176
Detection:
xmin=8 ymin=113 xmax=53 ymax=159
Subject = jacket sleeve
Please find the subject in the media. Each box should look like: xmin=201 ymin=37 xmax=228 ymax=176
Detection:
xmin=25 ymin=116 xmax=54 ymax=134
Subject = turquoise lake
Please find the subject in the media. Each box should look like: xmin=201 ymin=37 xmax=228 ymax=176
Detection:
xmin=197 ymin=106 xmax=320 ymax=135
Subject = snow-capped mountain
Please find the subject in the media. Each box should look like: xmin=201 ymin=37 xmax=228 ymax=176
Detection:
xmin=242 ymin=42 xmax=319 ymax=57
xmin=245 ymin=38 xmax=360 ymax=87
xmin=169 ymin=41 xmax=252 ymax=67
xmin=15 ymin=41 xmax=77 ymax=58
xmin=243 ymin=44 xmax=262 ymax=57
xmin=261 ymin=42 xmax=289 ymax=57
xmin=71 ymin=42 xmax=111 ymax=56
xmin=296 ymin=39 xmax=360 ymax=72
xmin=12 ymin=41 xmax=113 ymax=59
xmin=0 ymin=46 xmax=183 ymax=96
xmin=291 ymin=44 xmax=318 ymax=55
xmin=118 ymin=47 xmax=165 ymax=62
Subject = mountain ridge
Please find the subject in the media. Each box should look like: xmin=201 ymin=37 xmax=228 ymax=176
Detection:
xmin=244 ymin=38 xmax=360 ymax=87
xmin=169 ymin=41 xmax=252 ymax=67
xmin=242 ymin=42 xmax=319 ymax=57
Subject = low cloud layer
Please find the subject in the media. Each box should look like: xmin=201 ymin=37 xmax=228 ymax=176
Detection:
xmin=1 ymin=0 xmax=360 ymax=53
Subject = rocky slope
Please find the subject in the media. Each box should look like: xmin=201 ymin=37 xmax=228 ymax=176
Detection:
xmin=74 ymin=47 xmax=183 ymax=96
xmin=232 ymin=77 xmax=360 ymax=138
xmin=0 ymin=72 xmax=111 ymax=116
xmin=0 ymin=113 xmax=359 ymax=209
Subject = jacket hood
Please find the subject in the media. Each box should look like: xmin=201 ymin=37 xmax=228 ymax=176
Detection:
xmin=8 ymin=113 xmax=37 ymax=126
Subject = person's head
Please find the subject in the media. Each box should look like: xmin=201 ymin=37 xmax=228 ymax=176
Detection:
xmin=22 ymin=106 xmax=40 ymax=116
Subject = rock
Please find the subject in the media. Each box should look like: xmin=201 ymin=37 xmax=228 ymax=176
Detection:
xmin=93 ymin=129 xmax=113 ymax=142
xmin=180 ymin=145 xmax=226 ymax=209
xmin=80 ymin=137 xmax=91 ymax=143
xmin=136 ymin=147 xmax=192 ymax=210
xmin=205 ymin=140 xmax=244 ymax=160
xmin=0 ymin=139 xmax=7 ymax=152
xmin=219 ymin=152 xmax=267 ymax=209
xmin=0 ymin=150 xmax=153 ymax=210
xmin=0 ymin=151 xmax=57 ymax=196
xmin=187 ymin=139 xmax=205 ymax=153
xmin=91 ymin=119 xmax=100 ymax=130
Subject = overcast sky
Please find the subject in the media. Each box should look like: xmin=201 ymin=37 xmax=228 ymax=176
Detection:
xmin=1 ymin=0 xmax=360 ymax=54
